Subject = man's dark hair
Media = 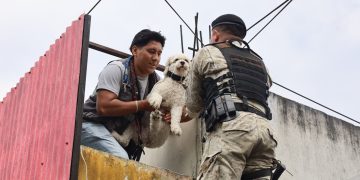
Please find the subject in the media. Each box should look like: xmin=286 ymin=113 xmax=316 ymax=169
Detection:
xmin=129 ymin=29 xmax=166 ymax=51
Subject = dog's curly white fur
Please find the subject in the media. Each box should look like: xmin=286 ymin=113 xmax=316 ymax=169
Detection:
xmin=146 ymin=54 xmax=190 ymax=147
xmin=112 ymin=54 xmax=191 ymax=148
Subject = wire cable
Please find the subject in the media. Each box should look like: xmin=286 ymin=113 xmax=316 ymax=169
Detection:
xmin=248 ymin=0 xmax=293 ymax=43
xmin=274 ymin=81 xmax=359 ymax=124
xmin=87 ymin=0 xmax=102 ymax=15
xmin=245 ymin=0 xmax=359 ymax=123
xmin=247 ymin=0 xmax=291 ymax=31
xmin=164 ymin=0 xmax=204 ymax=46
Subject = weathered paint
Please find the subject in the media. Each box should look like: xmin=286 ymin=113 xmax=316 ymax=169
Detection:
xmin=78 ymin=146 xmax=192 ymax=180
xmin=0 ymin=15 xmax=88 ymax=179
xmin=269 ymin=93 xmax=360 ymax=180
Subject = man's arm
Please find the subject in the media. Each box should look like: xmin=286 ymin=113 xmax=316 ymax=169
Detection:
xmin=96 ymin=89 xmax=153 ymax=116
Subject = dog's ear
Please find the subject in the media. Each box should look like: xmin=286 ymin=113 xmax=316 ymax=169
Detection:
xmin=163 ymin=64 xmax=169 ymax=76
xmin=163 ymin=56 xmax=172 ymax=75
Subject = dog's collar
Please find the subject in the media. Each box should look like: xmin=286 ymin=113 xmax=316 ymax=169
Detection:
xmin=166 ymin=71 xmax=186 ymax=82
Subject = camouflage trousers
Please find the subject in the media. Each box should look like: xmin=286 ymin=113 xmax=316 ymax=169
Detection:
xmin=197 ymin=112 xmax=277 ymax=180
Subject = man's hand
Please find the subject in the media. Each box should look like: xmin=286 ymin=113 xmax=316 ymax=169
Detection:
xmin=162 ymin=112 xmax=171 ymax=123
xmin=139 ymin=100 xmax=155 ymax=112
xmin=180 ymin=106 xmax=192 ymax=122
xmin=159 ymin=106 xmax=192 ymax=124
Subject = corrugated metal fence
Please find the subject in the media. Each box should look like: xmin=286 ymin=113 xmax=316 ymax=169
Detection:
xmin=0 ymin=14 xmax=90 ymax=180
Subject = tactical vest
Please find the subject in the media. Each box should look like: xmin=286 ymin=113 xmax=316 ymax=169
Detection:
xmin=82 ymin=57 xmax=159 ymax=134
xmin=202 ymin=41 xmax=271 ymax=131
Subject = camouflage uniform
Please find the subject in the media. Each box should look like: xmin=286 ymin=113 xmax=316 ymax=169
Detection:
xmin=186 ymin=45 xmax=277 ymax=180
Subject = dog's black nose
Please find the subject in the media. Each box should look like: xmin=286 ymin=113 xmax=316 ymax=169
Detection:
xmin=180 ymin=61 xmax=185 ymax=65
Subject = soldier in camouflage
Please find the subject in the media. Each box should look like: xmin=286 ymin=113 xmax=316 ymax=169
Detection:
xmin=186 ymin=14 xmax=278 ymax=180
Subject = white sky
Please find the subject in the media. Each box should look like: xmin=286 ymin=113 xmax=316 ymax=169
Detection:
xmin=0 ymin=0 xmax=359 ymax=126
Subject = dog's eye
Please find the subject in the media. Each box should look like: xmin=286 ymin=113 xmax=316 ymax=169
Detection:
xmin=184 ymin=59 xmax=189 ymax=63
xmin=174 ymin=58 xmax=179 ymax=62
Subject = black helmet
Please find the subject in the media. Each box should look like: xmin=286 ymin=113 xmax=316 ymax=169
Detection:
xmin=211 ymin=14 xmax=246 ymax=38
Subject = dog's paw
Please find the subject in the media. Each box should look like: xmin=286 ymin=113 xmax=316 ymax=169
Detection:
xmin=148 ymin=94 xmax=162 ymax=109
xmin=150 ymin=110 xmax=162 ymax=121
xmin=151 ymin=99 xmax=162 ymax=109
xmin=171 ymin=124 xmax=182 ymax=136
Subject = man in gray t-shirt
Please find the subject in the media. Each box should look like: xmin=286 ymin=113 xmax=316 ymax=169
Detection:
xmin=81 ymin=29 xmax=166 ymax=160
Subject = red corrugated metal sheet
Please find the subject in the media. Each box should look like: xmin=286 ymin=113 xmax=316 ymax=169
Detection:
xmin=0 ymin=15 xmax=87 ymax=180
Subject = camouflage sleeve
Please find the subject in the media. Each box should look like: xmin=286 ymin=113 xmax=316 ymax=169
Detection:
xmin=185 ymin=48 xmax=209 ymax=118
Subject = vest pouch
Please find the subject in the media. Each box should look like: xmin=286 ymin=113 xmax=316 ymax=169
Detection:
xmin=204 ymin=100 xmax=219 ymax=132
xmin=215 ymin=96 xmax=227 ymax=120
xmin=204 ymin=96 xmax=229 ymax=132
xmin=224 ymin=94 xmax=236 ymax=117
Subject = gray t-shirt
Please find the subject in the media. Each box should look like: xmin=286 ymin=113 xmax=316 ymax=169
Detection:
xmin=137 ymin=76 xmax=148 ymax=99
xmin=94 ymin=62 xmax=148 ymax=99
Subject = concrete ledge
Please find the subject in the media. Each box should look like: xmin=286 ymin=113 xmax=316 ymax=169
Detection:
xmin=78 ymin=146 xmax=193 ymax=180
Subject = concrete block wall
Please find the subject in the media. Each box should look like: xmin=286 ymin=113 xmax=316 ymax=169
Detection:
xmin=270 ymin=93 xmax=360 ymax=179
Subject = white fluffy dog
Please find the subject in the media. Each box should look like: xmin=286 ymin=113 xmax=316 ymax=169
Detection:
xmin=145 ymin=53 xmax=190 ymax=147
xmin=112 ymin=54 xmax=191 ymax=148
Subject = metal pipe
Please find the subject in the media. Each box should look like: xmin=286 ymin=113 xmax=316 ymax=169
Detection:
xmin=89 ymin=41 xmax=165 ymax=72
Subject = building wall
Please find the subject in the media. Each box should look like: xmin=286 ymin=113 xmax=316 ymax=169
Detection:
xmin=141 ymin=118 xmax=202 ymax=177
xmin=78 ymin=146 xmax=191 ymax=180
xmin=141 ymin=93 xmax=360 ymax=179
xmin=270 ymin=93 xmax=360 ymax=180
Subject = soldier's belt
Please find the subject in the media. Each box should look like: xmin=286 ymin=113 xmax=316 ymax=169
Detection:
xmin=241 ymin=168 xmax=272 ymax=180
xmin=232 ymin=103 xmax=268 ymax=120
